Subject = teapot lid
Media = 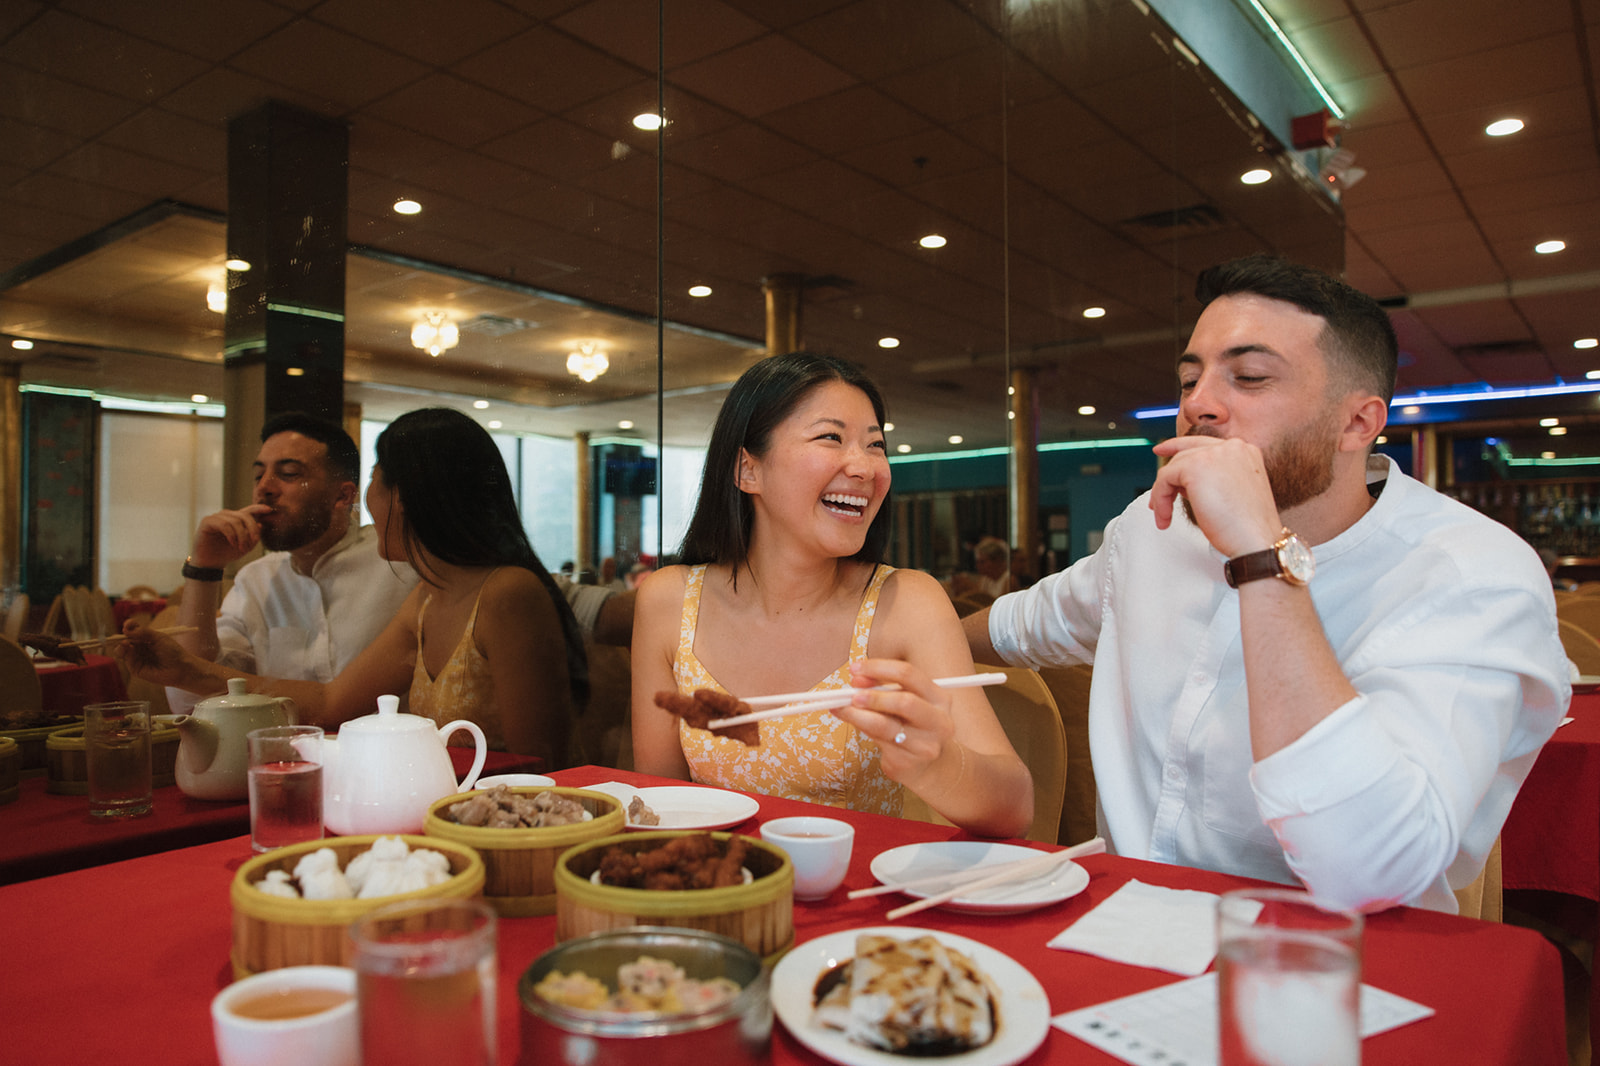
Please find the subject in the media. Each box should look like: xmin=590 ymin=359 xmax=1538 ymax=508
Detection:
xmin=340 ymin=694 xmax=433 ymax=734
xmin=201 ymin=676 xmax=277 ymax=709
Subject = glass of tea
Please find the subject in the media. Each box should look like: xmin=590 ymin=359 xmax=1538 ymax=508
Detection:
xmin=211 ymin=964 xmax=358 ymax=1066
xmin=349 ymin=898 xmax=498 ymax=1066
xmin=83 ymin=700 xmax=152 ymax=818
xmin=247 ymin=724 xmax=324 ymax=852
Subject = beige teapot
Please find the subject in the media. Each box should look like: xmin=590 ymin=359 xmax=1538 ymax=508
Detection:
xmin=172 ymin=678 xmax=297 ymax=800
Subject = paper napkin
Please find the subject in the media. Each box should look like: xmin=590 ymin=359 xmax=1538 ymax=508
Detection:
xmin=581 ymin=781 xmax=642 ymax=809
xmin=1047 ymin=879 xmax=1235 ymax=975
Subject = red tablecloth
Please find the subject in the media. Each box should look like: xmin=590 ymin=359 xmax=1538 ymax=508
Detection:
xmin=0 ymin=747 xmax=541 ymax=885
xmin=0 ymin=766 xmax=1565 ymax=1066
xmin=113 ymin=596 xmax=168 ymax=627
xmin=35 ymin=652 xmax=127 ymax=715
xmin=1503 ymin=690 xmax=1600 ymax=900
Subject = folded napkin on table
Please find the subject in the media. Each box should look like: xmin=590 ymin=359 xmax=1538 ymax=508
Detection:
xmin=1048 ymin=878 xmax=1248 ymax=976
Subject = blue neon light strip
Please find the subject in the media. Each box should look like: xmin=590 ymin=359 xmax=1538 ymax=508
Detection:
xmin=1242 ymin=0 xmax=1345 ymax=120
xmin=1134 ymin=380 xmax=1600 ymax=420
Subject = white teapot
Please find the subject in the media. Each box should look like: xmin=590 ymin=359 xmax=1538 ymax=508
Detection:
xmin=174 ymin=677 xmax=297 ymax=800
xmin=315 ymin=694 xmax=487 ymax=836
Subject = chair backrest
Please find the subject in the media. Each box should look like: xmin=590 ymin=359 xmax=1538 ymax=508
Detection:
xmin=123 ymin=584 xmax=160 ymax=601
xmin=986 ymin=666 xmax=1068 ymax=843
xmin=1037 ymin=664 xmax=1097 ymax=847
xmin=40 ymin=593 xmax=65 ymax=637
xmin=1558 ymin=619 xmax=1600 ymax=675
xmin=90 ymin=588 xmax=116 ymax=638
xmin=0 ymin=634 xmax=43 ymax=714
xmin=60 ymin=585 xmax=93 ymax=641
xmin=3 ymin=592 xmax=29 ymax=642
xmin=1556 ymin=596 xmax=1600 ymax=645
xmin=1453 ymin=835 xmax=1502 ymax=922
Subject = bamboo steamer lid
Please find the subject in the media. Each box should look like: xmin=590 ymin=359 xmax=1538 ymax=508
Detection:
xmin=45 ymin=718 xmax=180 ymax=794
xmin=229 ymin=834 xmax=485 ymax=980
xmin=424 ymin=786 xmax=625 ymax=917
xmin=555 ymin=830 xmax=795 ymax=964
xmin=0 ymin=736 xmax=18 ymax=805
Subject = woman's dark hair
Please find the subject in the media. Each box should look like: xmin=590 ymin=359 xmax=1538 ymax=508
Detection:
xmin=373 ymin=407 xmax=587 ymax=709
xmin=678 ymin=351 xmax=891 ymax=574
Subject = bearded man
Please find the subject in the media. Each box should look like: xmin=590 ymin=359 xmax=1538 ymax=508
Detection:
xmin=964 ymin=255 xmax=1569 ymax=913
xmin=169 ymin=412 xmax=418 ymax=708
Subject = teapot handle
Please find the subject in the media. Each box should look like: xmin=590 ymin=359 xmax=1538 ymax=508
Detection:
xmin=439 ymin=720 xmax=487 ymax=792
xmin=276 ymin=696 xmax=299 ymax=726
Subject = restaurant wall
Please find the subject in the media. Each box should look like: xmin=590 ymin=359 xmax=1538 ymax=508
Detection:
xmin=95 ymin=412 xmax=222 ymax=596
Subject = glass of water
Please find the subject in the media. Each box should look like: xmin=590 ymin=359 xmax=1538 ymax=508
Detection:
xmin=1217 ymin=888 xmax=1362 ymax=1066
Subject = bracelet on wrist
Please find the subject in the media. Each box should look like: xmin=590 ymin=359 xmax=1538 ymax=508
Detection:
xmin=181 ymin=559 xmax=224 ymax=582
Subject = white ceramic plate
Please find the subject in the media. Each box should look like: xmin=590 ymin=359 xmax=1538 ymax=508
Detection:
xmin=868 ymin=842 xmax=1089 ymax=915
xmin=624 ymin=786 xmax=760 ymax=831
xmin=770 ymin=926 xmax=1050 ymax=1066
xmin=474 ymin=773 xmax=555 ymax=789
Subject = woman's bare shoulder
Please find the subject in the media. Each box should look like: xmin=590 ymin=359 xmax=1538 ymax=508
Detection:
xmin=479 ymin=567 xmax=558 ymax=620
xmin=879 ymin=566 xmax=957 ymax=611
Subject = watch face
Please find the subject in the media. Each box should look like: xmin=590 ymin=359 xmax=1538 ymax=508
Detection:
xmin=1279 ymin=535 xmax=1315 ymax=584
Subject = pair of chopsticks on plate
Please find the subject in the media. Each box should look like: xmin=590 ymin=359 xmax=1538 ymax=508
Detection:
xmin=61 ymin=625 xmax=198 ymax=650
xmin=849 ymin=836 xmax=1107 ymax=920
xmin=708 ymin=672 xmax=1008 ymax=730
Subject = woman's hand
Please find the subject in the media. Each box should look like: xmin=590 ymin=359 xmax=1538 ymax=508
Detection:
xmin=833 ymin=657 xmax=958 ymax=784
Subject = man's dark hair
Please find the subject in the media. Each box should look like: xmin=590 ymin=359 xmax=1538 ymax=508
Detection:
xmin=678 ymin=351 xmax=891 ymax=577
xmin=1195 ymin=254 xmax=1398 ymax=404
xmin=260 ymin=412 xmax=361 ymax=483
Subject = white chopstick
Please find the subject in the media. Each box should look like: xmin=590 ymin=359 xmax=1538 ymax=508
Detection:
xmin=879 ymin=837 xmax=1106 ymax=921
xmin=847 ymin=837 xmax=1106 ymax=901
xmin=708 ymin=672 xmax=1007 ymax=730
xmin=61 ymin=625 xmax=197 ymax=650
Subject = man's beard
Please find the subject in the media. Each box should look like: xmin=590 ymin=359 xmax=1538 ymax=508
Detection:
xmin=1180 ymin=420 xmax=1337 ymax=526
xmin=259 ymin=504 xmax=333 ymax=552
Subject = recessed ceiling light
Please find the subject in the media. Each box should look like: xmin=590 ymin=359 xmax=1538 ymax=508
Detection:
xmin=619 ymin=420 xmax=634 ymax=430
xmin=633 ymin=112 xmax=663 ymax=131
xmin=883 ymin=422 xmax=894 ymax=432
xmin=11 ymin=338 xmax=34 ymax=350
xmin=206 ymin=285 xmax=226 ymax=313
xmin=225 ymin=258 xmax=251 ymax=272
xmin=919 ymin=234 xmax=947 ymax=249
xmin=948 ymin=435 xmax=963 ymax=444
xmin=393 ymin=198 xmax=421 ymax=215
xmin=1008 ymin=410 xmax=1015 ymax=420
xmin=1543 ymin=451 xmax=1556 ymax=459
xmin=1240 ymin=168 xmax=1273 ymax=185
xmin=1485 ymin=118 xmax=1524 ymax=137
xmin=1078 ymin=405 xmax=1096 ymax=415
xmin=688 ymin=285 xmax=712 ymax=298
xmin=285 ymin=367 xmax=304 ymax=376
xmin=1540 ymin=417 xmax=1560 ymax=427
xmin=473 ymin=400 xmax=489 ymax=410
xmin=1550 ymin=426 xmax=1569 ymax=436
xmin=1402 ymin=405 xmax=1420 ymax=415
xmin=190 ymin=394 xmax=208 ymax=404
xmin=897 ymin=444 xmax=911 ymax=453
xmin=1535 ymin=239 xmax=1566 ymax=254
xmin=488 ymin=420 xmax=502 ymax=429
xmin=878 ymin=337 xmax=900 ymax=348
xmin=1588 ymin=370 xmax=1600 ymax=379
xmin=1082 ymin=307 xmax=1106 ymax=319
xmin=1575 ymin=338 xmax=1598 ymax=350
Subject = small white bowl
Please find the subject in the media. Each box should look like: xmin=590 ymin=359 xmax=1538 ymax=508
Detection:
xmin=211 ymin=965 xmax=357 ymax=1066
xmin=475 ymin=773 xmax=556 ymax=789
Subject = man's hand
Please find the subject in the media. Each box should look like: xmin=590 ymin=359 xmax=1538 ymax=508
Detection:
xmin=116 ymin=626 xmax=216 ymax=693
xmin=190 ymin=504 xmax=272 ymax=568
xmin=1149 ymin=435 xmax=1282 ymax=558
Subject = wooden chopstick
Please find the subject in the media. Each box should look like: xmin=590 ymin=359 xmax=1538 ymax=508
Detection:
xmin=876 ymin=837 xmax=1107 ymax=921
xmin=61 ymin=625 xmax=198 ymax=649
xmin=848 ymin=837 xmax=1106 ymax=901
xmin=708 ymin=672 xmax=1008 ymax=730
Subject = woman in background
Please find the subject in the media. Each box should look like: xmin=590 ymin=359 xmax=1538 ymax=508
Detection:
xmin=631 ymin=351 xmax=1031 ymax=837
xmin=124 ymin=407 xmax=587 ymax=768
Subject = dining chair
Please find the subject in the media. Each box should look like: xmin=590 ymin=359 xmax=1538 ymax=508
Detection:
xmin=1037 ymin=663 xmax=1097 ymax=847
xmin=3 ymin=592 xmax=28 ymax=643
xmin=90 ymin=588 xmax=117 ymax=638
xmin=1557 ymin=597 xmax=1600 ymax=648
xmin=1453 ymin=836 xmax=1502 ymax=922
xmin=60 ymin=585 xmax=95 ymax=642
xmin=123 ymin=584 xmax=160 ymax=601
xmin=1576 ymin=581 xmax=1600 ymax=597
xmin=40 ymin=593 xmax=65 ymax=637
xmin=1558 ymin=620 xmax=1600 ymax=676
xmin=0 ymin=635 xmax=44 ymax=714
xmin=985 ymin=667 xmax=1069 ymax=843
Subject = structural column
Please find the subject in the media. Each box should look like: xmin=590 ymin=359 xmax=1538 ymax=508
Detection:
xmin=0 ymin=364 xmax=19 ymax=588
xmin=763 ymin=273 xmax=804 ymax=356
xmin=1008 ymin=367 xmax=1041 ymax=584
xmin=222 ymin=101 xmax=349 ymax=508
xmin=1411 ymin=425 xmax=1439 ymax=489
xmin=575 ymin=431 xmax=592 ymax=575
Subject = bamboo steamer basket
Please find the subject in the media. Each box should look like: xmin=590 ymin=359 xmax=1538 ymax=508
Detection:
xmin=555 ymin=831 xmax=794 ymax=965
xmin=1 ymin=716 xmax=79 ymax=778
xmin=424 ymin=786 xmax=624 ymax=917
xmin=45 ymin=716 xmax=181 ymax=794
xmin=0 ymin=736 xmax=18 ymax=805
xmin=230 ymin=834 xmax=484 ymax=980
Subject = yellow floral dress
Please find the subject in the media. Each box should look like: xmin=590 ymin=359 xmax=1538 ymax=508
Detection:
xmin=409 ymin=582 xmax=502 ymax=750
xmin=675 ymin=563 xmax=901 ymax=815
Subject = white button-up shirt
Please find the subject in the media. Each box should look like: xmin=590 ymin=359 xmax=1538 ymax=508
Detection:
xmin=989 ymin=456 xmax=1570 ymax=911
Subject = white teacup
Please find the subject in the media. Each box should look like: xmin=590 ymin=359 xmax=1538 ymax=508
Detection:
xmin=211 ymin=965 xmax=358 ymax=1066
xmin=762 ymin=816 xmax=855 ymax=900
xmin=475 ymin=773 xmax=555 ymax=789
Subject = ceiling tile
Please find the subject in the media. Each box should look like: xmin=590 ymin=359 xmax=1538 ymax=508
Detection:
xmin=312 ymin=0 xmax=534 ymax=66
xmin=670 ymin=35 xmax=855 ymax=117
xmin=229 ymin=20 xmax=431 ymax=111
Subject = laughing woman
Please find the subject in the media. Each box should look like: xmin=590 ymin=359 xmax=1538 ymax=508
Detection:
xmin=631 ymin=352 xmax=1032 ymax=838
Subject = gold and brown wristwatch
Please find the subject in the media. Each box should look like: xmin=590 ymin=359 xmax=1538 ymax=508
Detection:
xmin=1223 ymin=527 xmax=1315 ymax=588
